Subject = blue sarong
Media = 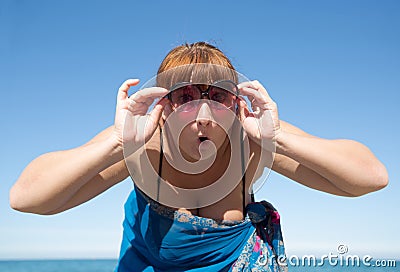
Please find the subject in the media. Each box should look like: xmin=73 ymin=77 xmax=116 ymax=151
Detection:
xmin=115 ymin=187 xmax=288 ymax=271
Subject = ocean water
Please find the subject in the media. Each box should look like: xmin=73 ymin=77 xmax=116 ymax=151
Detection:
xmin=0 ymin=259 xmax=117 ymax=272
xmin=0 ymin=259 xmax=398 ymax=271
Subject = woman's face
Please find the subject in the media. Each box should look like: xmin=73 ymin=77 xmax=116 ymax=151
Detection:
xmin=163 ymin=97 xmax=237 ymax=161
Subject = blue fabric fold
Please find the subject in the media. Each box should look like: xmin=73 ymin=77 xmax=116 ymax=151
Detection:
xmin=115 ymin=187 xmax=288 ymax=272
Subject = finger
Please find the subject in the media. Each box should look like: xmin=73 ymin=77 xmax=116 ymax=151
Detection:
xmin=249 ymin=80 xmax=275 ymax=104
xmin=239 ymin=86 xmax=268 ymax=105
xmin=127 ymin=87 xmax=169 ymax=116
xmin=238 ymin=80 xmax=275 ymax=105
xmin=237 ymin=96 xmax=249 ymax=121
xmin=128 ymin=96 xmax=168 ymax=117
xmin=117 ymin=79 xmax=140 ymax=101
xmin=237 ymin=81 xmax=252 ymax=90
xmin=130 ymin=87 xmax=169 ymax=103
xmin=128 ymin=100 xmax=149 ymax=115
xmin=146 ymin=97 xmax=169 ymax=131
xmin=240 ymin=88 xmax=276 ymax=115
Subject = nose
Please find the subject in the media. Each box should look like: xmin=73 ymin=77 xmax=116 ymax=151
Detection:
xmin=196 ymin=101 xmax=214 ymax=127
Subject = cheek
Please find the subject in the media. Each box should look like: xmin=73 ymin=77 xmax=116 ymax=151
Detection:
xmin=180 ymin=123 xmax=196 ymax=139
xmin=177 ymin=121 xmax=198 ymax=151
xmin=175 ymin=111 xmax=197 ymax=123
xmin=165 ymin=111 xmax=197 ymax=138
xmin=213 ymin=110 xmax=237 ymax=131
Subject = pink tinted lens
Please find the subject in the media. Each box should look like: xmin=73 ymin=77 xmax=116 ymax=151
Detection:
xmin=170 ymin=85 xmax=201 ymax=108
xmin=209 ymin=87 xmax=236 ymax=108
xmin=170 ymin=82 xmax=237 ymax=112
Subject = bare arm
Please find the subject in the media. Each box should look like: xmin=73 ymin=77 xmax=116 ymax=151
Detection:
xmin=9 ymin=126 xmax=129 ymax=215
xmin=272 ymin=120 xmax=388 ymax=196
xmin=9 ymin=79 xmax=169 ymax=215
xmin=238 ymin=80 xmax=388 ymax=197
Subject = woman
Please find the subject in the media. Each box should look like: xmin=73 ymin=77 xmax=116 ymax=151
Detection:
xmin=9 ymin=42 xmax=388 ymax=271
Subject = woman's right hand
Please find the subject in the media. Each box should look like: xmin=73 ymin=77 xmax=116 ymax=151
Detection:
xmin=112 ymin=79 xmax=169 ymax=153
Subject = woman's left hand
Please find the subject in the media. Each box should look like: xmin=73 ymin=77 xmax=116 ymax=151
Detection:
xmin=237 ymin=80 xmax=281 ymax=148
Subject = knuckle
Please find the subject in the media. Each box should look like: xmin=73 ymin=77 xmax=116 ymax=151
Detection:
xmin=128 ymin=99 xmax=136 ymax=108
xmin=132 ymin=92 xmax=142 ymax=100
xmin=118 ymin=85 xmax=126 ymax=92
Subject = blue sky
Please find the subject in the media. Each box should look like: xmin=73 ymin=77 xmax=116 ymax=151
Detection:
xmin=1 ymin=0 xmax=399 ymax=260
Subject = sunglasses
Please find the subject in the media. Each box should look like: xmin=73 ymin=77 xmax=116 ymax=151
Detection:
xmin=166 ymin=80 xmax=239 ymax=112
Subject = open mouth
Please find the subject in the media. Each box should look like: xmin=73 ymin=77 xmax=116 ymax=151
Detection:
xmin=199 ymin=136 xmax=209 ymax=142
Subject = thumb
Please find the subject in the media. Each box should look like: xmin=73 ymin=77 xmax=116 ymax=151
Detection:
xmin=146 ymin=98 xmax=169 ymax=132
xmin=237 ymin=97 xmax=250 ymax=121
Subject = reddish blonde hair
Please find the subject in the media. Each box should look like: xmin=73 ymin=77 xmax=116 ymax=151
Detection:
xmin=156 ymin=42 xmax=238 ymax=89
